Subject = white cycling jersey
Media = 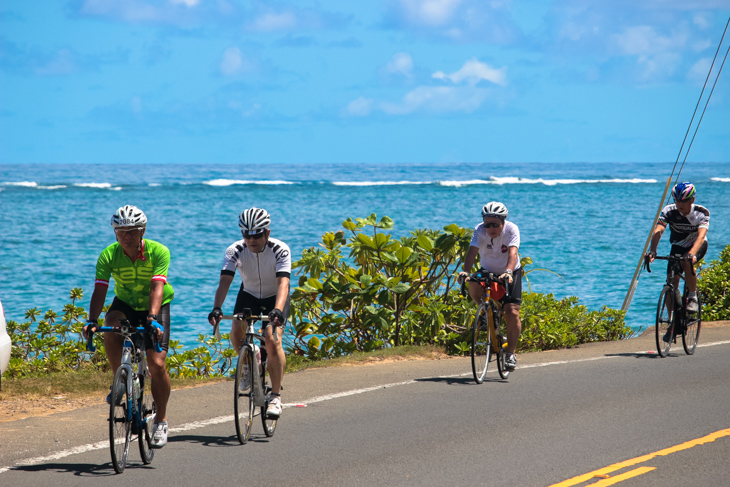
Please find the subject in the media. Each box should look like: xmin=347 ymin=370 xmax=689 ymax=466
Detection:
xmin=220 ymin=237 xmax=292 ymax=299
xmin=470 ymin=220 xmax=521 ymax=274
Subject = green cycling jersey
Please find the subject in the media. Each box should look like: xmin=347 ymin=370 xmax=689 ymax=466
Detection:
xmin=95 ymin=239 xmax=174 ymax=311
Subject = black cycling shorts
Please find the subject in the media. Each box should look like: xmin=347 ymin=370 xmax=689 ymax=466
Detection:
xmin=668 ymin=240 xmax=708 ymax=277
xmin=472 ymin=268 xmax=523 ymax=305
xmin=107 ymin=298 xmax=171 ymax=352
xmin=234 ymin=287 xmax=290 ymax=326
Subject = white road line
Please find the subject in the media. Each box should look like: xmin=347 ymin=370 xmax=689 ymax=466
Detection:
xmin=3 ymin=338 xmax=729 ymax=474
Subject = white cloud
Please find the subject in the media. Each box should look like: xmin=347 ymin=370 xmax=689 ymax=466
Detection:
xmin=380 ymin=86 xmax=488 ymax=114
xmin=344 ymin=97 xmax=374 ymax=117
xmin=687 ymin=57 xmax=712 ymax=83
xmin=385 ymin=53 xmax=414 ymax=77
xmin=219 ymin=47 xmax=256 ymax=76
xmin=248 ymin=12 xmax=298 ymax=32
xmin=169 ymin=0 xmax=199 ymax=6
xmin=612 ymin=26 xmax=687 ymax=56
xmin=131 ymin=96 xmax=143 ymax=115
xmin=34 ymin=49 xmax=76 ymax=76
xmin=432 ymin=58 xmax=507 ymax=86
xmin=398 ymin=0 xmax=462 ymax=27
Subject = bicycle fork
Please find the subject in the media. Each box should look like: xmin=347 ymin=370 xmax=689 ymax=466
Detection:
xmin=246 ymin=344 xmax=267 ymax=408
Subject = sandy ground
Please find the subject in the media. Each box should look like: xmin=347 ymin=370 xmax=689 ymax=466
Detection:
xmin=1 ymin=322 xmax=727 ymax=423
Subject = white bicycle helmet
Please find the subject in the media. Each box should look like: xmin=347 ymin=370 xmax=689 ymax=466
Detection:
xmin=481 ymin=201 xmax=508 ymax=219
xmin=111 ymin=205 xmax=147 ymax=228
xmin=238 ymin=207 xmax=271 ymax=235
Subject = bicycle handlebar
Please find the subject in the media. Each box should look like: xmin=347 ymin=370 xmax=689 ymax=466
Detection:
xmin=459 ymin=272 xmax=511 ymax=300
xmin=216 ymin=308 xmax=275 ymax=340
xmin=85 ymin=319 xmax=162 ymax=353
xmin=644 ymin=254 xmax=696 ymax=277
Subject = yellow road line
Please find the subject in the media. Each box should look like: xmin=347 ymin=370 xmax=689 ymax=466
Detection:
xmin=586 ymin=467 xmax=655 ymax=486
xmin=548 ymin=427 xmax=730 ymax=487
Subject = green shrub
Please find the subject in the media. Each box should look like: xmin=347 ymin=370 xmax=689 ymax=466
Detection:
xmin=519 ymin=293 xmax=631 ymax=351
xmin=290 ymin=214 xmax=629 ymax=358
xmin=4 ymin=288 xmax=234 ymax=380
xmin=698 ymin=244 xmax=730 ymax=321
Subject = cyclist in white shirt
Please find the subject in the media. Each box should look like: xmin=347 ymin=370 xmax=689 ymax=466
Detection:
xmin=208 ymin=208 xmax=291 ymax=418
xmin=458 ymin=202 xmax=522 ymax=371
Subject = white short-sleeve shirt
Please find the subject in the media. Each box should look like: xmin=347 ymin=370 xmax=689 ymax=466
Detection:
xmin=469 ymin=220 xmax=521 ymax=274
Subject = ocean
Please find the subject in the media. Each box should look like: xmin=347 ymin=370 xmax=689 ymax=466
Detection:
xmin=1 ymin=162 xmax=728 ymax=349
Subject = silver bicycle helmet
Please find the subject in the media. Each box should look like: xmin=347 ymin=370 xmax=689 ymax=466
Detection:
xmin=481 ymin=201 xmax=508 ymax=219
xmin=111 ymin=205 xmax=147 ymax=228
xmin=238 ymin=207 xmax=271 ymax=235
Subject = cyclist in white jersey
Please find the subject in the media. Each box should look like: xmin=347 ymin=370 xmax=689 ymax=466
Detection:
xmin=458 ymin=202 xmax=523 ymax=371
xmin=208 ymin=208 xmax=291 ymax=418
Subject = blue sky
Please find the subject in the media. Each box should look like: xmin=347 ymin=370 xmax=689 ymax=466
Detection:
xmin=1 ymin=1 xmax=729 ymax=164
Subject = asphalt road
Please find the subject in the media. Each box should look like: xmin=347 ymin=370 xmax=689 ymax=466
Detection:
xmin=2 ymin=326 xmax=729 ymax=487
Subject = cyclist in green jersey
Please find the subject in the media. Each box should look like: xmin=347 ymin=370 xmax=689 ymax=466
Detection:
xmin=82 ymin=205 xmax=174 ymax=448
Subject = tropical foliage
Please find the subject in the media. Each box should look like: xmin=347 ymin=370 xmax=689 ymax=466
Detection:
xmin=698 ymin=243 xmax=730 ymax=321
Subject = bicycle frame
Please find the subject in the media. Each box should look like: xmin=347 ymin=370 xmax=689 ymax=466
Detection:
xmin=90 ymin=322 xmax=154 ymax=425
xmin=222 ymin=312 xmax=271 ymax=407
xmin=462 ymin=272 xmax=511 ymax=383
xmin=645 ymin=254 xmax=695 ymax=309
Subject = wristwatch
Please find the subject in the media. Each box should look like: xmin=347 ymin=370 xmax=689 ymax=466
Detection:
xmin=147 ymin=314 xmax=159 ymax=321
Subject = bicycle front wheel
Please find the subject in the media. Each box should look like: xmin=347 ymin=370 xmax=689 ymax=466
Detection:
xmin=260 ymin=360 xmax=278 ymax=437
xmin=137 ymin=367 xmax=155 ymax=464
xmin=655 ymin=286 xmax=674 ymax=357
xmin=234 ymin=347 xmax=255 ymax=444
xmin=109 ymin=367 xmax=131 ymax=474
xmin=682 ymin=294 xmax=702 ymax=355
xmin=471 ymin=304 xmax=492 ymax=384
xmin=495 ymin=311 xmax=510 ymax=380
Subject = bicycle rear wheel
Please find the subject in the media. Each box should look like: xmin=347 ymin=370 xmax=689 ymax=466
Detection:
xmin=682 ymin=294 xmax=702 ymax=355
xmin=109 ymin=367 xmax=131 ymax=474
xmin=471 ymin=304 xmax=492 ymax=384
xmin=655 ymin=286 xmax=674 ymax=357
xmin=260 ymin=360 xmax=278 ymax=437
xmin=495 ymin=312 xmax=510 ymax=380
xmin=234 ymin=347 xmax=255 ymax=444
xmin=137 ymin=367 xmax=155 ymax=464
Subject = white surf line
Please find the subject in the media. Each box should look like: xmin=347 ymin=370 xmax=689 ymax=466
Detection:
xmin=4 ymin=339 xmax=729 ymax=474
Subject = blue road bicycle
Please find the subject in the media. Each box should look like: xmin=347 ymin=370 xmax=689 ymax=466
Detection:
xmin=87 ymin=320 xmax=159 ymax=473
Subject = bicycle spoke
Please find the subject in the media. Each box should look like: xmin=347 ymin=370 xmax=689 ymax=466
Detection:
xmin=234 ymin=347 xmax=255 ymax=444
xmin=682 ymin=295 xmax=702 ymax=355
xmin=655 ymin=287 xmax=674 ymax=357
xmin=471 ymin=304 xmax=491 ymax=384
xmin=109 ymin=367 xmax=131 ymax=474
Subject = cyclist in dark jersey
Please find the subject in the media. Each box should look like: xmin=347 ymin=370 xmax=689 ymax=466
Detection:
xmin=82 ymin=205 xmax=174 ymax=448
xmin=208 ymin=207 xmax=291 ymax=419
xmin=646 ymin=182 xmax=709 ymax=313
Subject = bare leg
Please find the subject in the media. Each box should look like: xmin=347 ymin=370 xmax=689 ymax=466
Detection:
xmin=103 ymin=310 xmax=125 ymax=372
xmin=264 ymin=325 xmax=285 ymax=394
xmin=503 ymin=303 xmax=521 ymax=354
xmin=146 ymin=349 xmax=170 ymax=421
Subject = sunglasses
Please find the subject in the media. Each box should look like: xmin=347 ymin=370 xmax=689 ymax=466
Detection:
xmin=484 ymin=222 xmax=502 ymax=228
xmin=243 ymin=232 xmax=266 ymax=240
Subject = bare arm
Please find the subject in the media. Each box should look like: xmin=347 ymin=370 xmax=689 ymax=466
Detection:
xmin=648 ymin=224 xmax=666 ymax=262
xmin=688 ymin=227 xmax=708 ymax=263
xmin=83 ymin=284 xmax=109 ymax=338
xmin=274 ymin=276 xmax=290 ymax=312
xmin=506 ymin=246 xmax=518 ymax=273
xmin=208 ymin=274 xmax=234 ymax=325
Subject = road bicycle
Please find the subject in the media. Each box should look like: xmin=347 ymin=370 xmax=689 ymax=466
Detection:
xmin=461 ymin=272 xmax=511 ymax=384
xmin=215 ymin=309 xmax=278 ymax=444
xmin=87 ymin=320 xmax=159 ymax=473
xmin=644 ymin=254 xmax=702 ymax=357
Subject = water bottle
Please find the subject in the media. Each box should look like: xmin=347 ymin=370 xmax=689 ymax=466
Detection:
xmin=253 ymin=343 xmax=262 ymax=376
xmin=132 ymin=375 xmax=140 ymax=413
